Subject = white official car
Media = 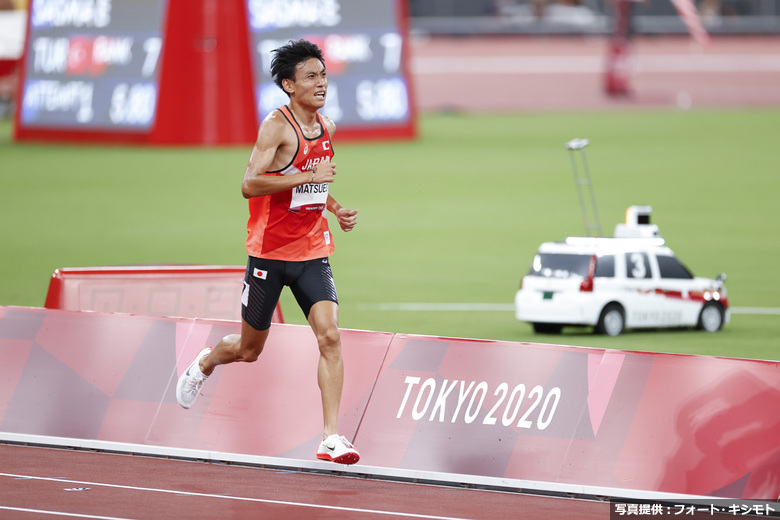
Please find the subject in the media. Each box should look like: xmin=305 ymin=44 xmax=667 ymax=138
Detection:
xmin=514 ymin=234 xmax=729 ymax=336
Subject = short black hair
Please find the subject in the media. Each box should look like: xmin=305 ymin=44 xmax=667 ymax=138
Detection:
xmin=270 ymin=40 xmax=325 ymax=95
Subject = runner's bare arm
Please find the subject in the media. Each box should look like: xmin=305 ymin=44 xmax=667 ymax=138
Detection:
xmin=241 ymin=111 xmax=314 ymax=199
xmin=327 ymin=195 xmax=358 ymax=232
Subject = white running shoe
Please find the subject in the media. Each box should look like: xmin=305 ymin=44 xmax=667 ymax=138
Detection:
xmin=176 ymin=347 xmax=212 ymax=409
xmin=317 ymin=434 xmax=360 ymax=465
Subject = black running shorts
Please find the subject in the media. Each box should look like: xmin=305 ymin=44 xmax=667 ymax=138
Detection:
xmin=241 ymin=256 xmax=338 ymax=331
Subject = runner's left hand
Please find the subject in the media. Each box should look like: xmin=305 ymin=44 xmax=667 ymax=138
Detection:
xmin=336 ymin=208 xmax=358 ymax=232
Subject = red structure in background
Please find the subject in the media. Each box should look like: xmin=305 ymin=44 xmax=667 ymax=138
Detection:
xmin=44 ymin=265 xmax=283 ymax=323
xmin=605 ymin=0 xmax=711 ymax=97
xmin=605 ymin=0 xmax=633 ymax=96
xmin=151 ymin=0 xmax=258 ymax=145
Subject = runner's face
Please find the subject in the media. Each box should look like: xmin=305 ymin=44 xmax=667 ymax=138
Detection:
xmin=290 ymin=58 xmax=327 ymax=108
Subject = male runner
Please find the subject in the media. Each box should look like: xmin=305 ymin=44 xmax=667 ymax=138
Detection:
xmin=176 ymin=40 xmax=360 ymax=465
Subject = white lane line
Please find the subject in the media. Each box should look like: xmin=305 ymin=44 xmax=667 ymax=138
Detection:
xmin=0 ymin=506 xmax=133 ymax=520
xmin=356 ymin=303 xmax=780 ymax=315
xmin=0 ymin=473 xmax=476 ymax=520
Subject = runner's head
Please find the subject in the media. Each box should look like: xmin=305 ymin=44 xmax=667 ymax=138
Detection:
xmin=271 ymin=40 xmax=326 ymax=98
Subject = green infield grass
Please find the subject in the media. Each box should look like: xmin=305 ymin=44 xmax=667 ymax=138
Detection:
xmin=1 ymin=108 xmax=778 ymax=361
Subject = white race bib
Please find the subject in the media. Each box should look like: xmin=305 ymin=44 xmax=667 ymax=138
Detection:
xmin=290 ymin=182 xmax=329 ymax=211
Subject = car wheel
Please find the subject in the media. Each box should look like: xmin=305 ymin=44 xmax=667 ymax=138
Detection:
xmin=698 ymin=302 xmax=724 ymax=332
xmin=532 ymin=323 xmax=563 ymax=334
xmin=596 ymin=304 xmax=624 ymax=336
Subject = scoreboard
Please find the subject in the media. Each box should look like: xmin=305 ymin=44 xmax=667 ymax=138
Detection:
xmin=19 ymin=0 xmax=167 ymax=132
xmin=13 ymin=0 xmax=415 ymax=144
xmin=246 ymin=0 xmax=414 ymax=139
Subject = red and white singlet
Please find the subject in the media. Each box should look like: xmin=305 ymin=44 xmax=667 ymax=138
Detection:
xmin=246 ymin=105 xmax=335 ymax=261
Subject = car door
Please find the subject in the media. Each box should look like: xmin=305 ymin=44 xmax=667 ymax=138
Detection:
xmin=622 ymin=250 xmax=665 ymax=328
xmin=653 ymin=252 xmax=699 ymax=327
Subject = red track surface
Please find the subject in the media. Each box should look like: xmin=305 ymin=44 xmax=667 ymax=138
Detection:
xmin=0 ymin=444 xmax=608 ymax=520
xmin=410 ymin=35 xmax=780 ymax=112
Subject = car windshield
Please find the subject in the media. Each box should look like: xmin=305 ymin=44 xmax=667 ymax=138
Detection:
xmin=528 ymin=253 xmax=591 ymax=279
xmin=657 ymin=254 xmax=694 ymax=279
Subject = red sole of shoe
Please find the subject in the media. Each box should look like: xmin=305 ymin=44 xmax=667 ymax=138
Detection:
xmin=317 ymin=452 xmax=360 ymax=465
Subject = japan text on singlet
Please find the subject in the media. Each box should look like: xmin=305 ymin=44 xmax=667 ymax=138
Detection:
xmin=246 ymin=105 xmax=335 ymax=261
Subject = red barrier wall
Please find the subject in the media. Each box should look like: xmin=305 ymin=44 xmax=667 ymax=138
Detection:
xmin=1 ymin=305 xmax=779 ymax=500
xmin=357 ymin=335 xmax=780 ymax=499
xmin=43 ymin=265 xmax=283 ymax=323
xmin=0 ymin=306 xmax=387 ymax=460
